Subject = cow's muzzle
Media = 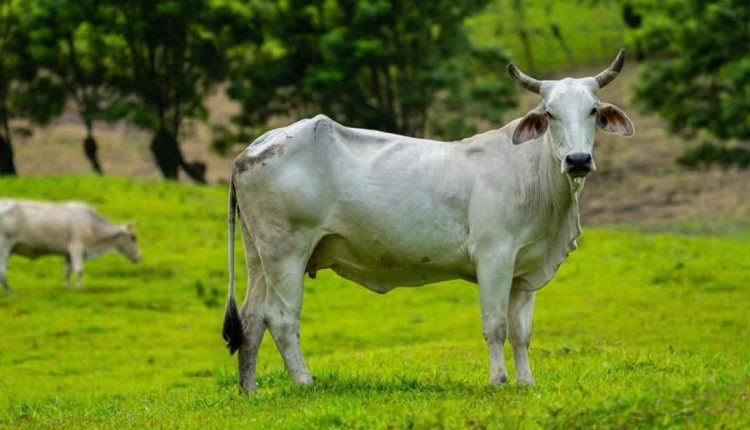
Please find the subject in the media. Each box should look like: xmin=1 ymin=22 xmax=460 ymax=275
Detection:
xmin=564 ymin=152 xmax=594 ymax=178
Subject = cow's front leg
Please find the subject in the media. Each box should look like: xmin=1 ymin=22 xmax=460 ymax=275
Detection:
xmin=477 ymin=252 xmax=515 ymax=386
xmin=68 ymin=246 xmax=85 ymax=289
xmin=508 ymin=288 xmax=536 ymax=385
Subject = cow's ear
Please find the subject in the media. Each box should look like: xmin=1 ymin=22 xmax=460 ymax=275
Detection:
xmin=596 ymin=102 xmax=634 ymax=137
xmin=512 ymin=110 xmax=548 ymax=145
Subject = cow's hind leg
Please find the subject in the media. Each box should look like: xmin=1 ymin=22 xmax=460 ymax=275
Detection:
xmin=256 ymin=237 xmax=313 ymax=386
xmin=0 ymin=246 xmax=11 ymax=295
xmin=236 ymin=230 xmax=267 ymax=393
xmin=63 ymin=255 xmax=72 ymax=289
xmin=508 ymin=288 xmax=536 ymax=385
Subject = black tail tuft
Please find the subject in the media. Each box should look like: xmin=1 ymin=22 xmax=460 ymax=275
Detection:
xmin=222 ymin=298 xmax=243 ymax=354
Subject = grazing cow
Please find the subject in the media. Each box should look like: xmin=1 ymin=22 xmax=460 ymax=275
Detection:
xmin=223 ymin=50 xmax=634 ymax=391
xmin=0 ymin=199 xmax=141 ymax=293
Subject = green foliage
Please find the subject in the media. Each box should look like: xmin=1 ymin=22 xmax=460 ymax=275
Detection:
xmin=1 ymin=176 xmax=748 ymax=428
xmin=632 ymin=0 xmax=750 ymax=167
xmin=226 ymin=0 xmax=515 ymax=142
xmin=25 ymin=0 xmax=119 ymax=126
xmin=0 ymin=0 xmax=69 ymax=129
xmin=101 ymin=0 xmax=258 ymax=180
xmin=22 ymin=0 xmax=126 ymax=173
xmin=0 ymin=0 xmax=55 ymax=175
xmin=676 ymin=142 xmax=750 ymax=170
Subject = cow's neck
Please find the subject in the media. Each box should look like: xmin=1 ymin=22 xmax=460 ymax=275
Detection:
xmin=517 ymin=133 xmax=583 ymax=218
xmin=530 ymin=133 xmax=583 ymax=253
xmin=501 ymin=132 xmax=584 ymax=290
xmin=85 ymin=225 xmax=122 ymax=259
xmin=540 ymin=131 xmax=583 ymax=225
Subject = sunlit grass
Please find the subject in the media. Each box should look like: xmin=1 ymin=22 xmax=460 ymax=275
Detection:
xmin=468 ymin=0 xmax=626 ymax=74
xmin=1 ymin=176 xmax=748 ymax=429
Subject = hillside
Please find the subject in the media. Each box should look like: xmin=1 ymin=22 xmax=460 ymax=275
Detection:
xmin=9 ymin=65 xmax=750 ymax=229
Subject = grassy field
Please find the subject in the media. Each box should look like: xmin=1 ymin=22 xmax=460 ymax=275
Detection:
xmin=469 ymin=0 xmax=626 ymax=75
xmin=0 ymin=176 xmax=748 ymax=429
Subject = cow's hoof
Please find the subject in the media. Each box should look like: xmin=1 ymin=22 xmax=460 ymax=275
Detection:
xmin=294 ymin=374 xmax=313 ymax=386
xmin=238 ymin=388 xmax=257 ymax=395
xmin=490 ymin=374 xmax=509 ymax=386
xmin=516 ymin=377 xmax=535 ymax=386
xmin=239 ymin=382 xmax=257 ymax=394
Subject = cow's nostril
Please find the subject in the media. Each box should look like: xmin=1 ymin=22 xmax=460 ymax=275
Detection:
xmin=565 ymin=153 xmax=592 ymax=166
xmin=564 ymin=153 xmax=593 ymax=177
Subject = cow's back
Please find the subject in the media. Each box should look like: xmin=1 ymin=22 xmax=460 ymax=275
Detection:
xmin=1 ymin=200 xmax=93 ymax=257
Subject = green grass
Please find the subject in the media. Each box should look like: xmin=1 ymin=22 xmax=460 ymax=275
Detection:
xmin=0 ymin=176 xmax=748 ymax=429
xmin=468 ymin=0 xmax=626 ymax=75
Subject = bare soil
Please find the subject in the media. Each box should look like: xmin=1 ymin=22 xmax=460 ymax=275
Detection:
xmin=8 ymin=68 xmax=749 ymax=226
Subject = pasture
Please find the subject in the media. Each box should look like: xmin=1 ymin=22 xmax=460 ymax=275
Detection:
xmin=0 ymin=176 xmax=748 ymax=429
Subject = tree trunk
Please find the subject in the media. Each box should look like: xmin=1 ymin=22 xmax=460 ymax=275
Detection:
xmin=181 ymin=159 xmax=206 ymax=184
xmin=0 ymin=92 xmax=16 ymax=176
xmin=512 ymin=0 xmax=538 ymax=76
xmin=150 ymin=127 xmax=206 ymax=183
xmin=83 ymin=120 xmax=103 ymax=174
xmin=550 ymin=23 xmax=577 ymax=69
xmin=151 ymin=127 xmax=181 ymax=180
xmin=0 ymin=135 xmax=16 ymax=176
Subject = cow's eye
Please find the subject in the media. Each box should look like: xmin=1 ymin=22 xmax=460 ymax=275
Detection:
xmin=590 ymin=107 xmax=597 ymax=116
xmin=546 ymin=111 xmax=556 ymax=120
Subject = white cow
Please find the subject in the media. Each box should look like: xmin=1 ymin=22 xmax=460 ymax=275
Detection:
xmin=0 ymin=199 xmax=141 ymax=293
xmin=223 ymin=50 xmax=634 ymax=392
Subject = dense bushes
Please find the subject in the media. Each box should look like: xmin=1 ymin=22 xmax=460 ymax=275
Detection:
xmin=0 ymin=0 xmax=515 ymax=179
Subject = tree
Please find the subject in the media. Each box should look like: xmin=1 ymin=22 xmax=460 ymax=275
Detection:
xmin=632 ymin=0 xmax=750 ymax=167
xmin=224 ymin=0 xmax=515 ymax=145
xmin=105 ymin=0 xmax=257 ymax=182
xmin=26 ymin=0 xmax=122 ymax=174
xmin=0 ymin=0 xmax=33 ymax=175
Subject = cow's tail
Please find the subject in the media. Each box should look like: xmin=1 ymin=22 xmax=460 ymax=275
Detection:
xmin=222 ymin=177 xmax=243 ymax=354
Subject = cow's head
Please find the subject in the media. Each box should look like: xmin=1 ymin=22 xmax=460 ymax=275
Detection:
xmin=508 ymin=49 xmax=634 ymax=178
xmin=114 ymin=223 xmax=141 ymax=263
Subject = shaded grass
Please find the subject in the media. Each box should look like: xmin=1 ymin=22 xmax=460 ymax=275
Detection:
xmin=0 ymin=176 xmax=748 ymax=429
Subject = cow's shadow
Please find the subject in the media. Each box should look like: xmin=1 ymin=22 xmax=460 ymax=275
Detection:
xmin=74 ymin=285 xmax=132 ymax=295
xmin=251 ymin=371 xmax=531 ymax=396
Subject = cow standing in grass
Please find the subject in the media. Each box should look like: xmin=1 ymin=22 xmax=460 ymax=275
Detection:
xmin=224 ymin=50 xmax=634 ymax=391
xmin=0 ymin=200 xmax=141 ymax=293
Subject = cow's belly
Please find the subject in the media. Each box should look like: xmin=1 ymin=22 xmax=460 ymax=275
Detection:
xmin=306 ymin=234 xmax=475 ymax=293
xmin=11 ymin=242 xmax=65 ymax=259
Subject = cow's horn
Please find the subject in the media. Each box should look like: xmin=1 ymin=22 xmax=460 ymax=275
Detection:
xmin=594 ymin=48 xmax=625 ymax=89
xmin=507 ymin=63 xmax=541 ymax=94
